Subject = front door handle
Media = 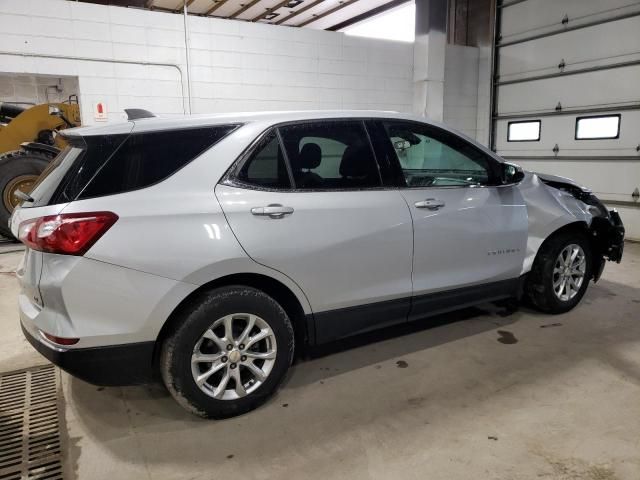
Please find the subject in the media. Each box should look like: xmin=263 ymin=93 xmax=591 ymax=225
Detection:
xmin=251 ymin=204 xmax=294 ymax=219
xmin=414 ymin=198 xmax=445 ymax=210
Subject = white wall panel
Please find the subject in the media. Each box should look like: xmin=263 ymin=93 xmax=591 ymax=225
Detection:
xmin=443 ymin=45 xmax=479 ymax=139
xmin=500 ymin=0 xmax=640 ymax=40
xmin=497 ymin=65 xmax=640 ymax=115
xmin=0 ymin=0 xmax=414 ymax=124
xmin=499 ymin=16 xmax=640 ymax=80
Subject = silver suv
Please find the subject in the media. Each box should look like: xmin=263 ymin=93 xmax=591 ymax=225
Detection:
xmin=12 ymin=110 xmax=624 ymax=418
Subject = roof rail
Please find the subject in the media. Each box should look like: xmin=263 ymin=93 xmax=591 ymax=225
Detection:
xmin=124 ymin=108 xmax=156 ymax=121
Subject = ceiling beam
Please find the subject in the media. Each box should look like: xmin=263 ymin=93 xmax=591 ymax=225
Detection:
xmin=252 ymin=0 xmax=291 ymax=22
xmin=296 ymin=0 xmax=360 ymax=27
xmin=174 ymin=0 xmax=197 ymax=12
xmin=327 ymin=0 xmax=410 ymax=30
xmin=275 ymin=0 xmax=326 ymax=25
xmin=205 ymin=0 xmax=231 ymax=15
xmin=229 ymin=0 xmax=264 ymax=19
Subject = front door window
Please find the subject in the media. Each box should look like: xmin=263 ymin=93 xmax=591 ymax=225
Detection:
xmin=382 ymin=122 xmax=493 ymax=187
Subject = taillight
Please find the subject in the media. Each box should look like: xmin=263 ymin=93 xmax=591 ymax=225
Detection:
xmin=18 ymin=211 xmax=118 ymax=256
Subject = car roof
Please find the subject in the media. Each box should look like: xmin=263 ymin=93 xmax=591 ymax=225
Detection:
xmin=62 ymin=109 xmax=504 ymax=164
xmin=65 ymin=110 xmax=440 ymax=137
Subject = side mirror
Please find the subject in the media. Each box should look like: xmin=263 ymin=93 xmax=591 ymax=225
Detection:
xmin=502 ymin=162 xmax=525 ymax=185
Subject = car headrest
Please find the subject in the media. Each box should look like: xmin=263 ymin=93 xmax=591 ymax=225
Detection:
xmin=299 ymin=143 xmax=321 ymax=170
xmin=339 ymin=145 xmax=370 ymax=177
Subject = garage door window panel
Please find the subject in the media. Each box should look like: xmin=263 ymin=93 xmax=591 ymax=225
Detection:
xmin=277 ymin=121 xmax=383 ymax=190
xmin=575 ymin=115 xmax=621 ymax=140
xmin=381 ymin=121 xmax=496 ymax=188
xmin=507 ymin=120 xmax=541 ymax=142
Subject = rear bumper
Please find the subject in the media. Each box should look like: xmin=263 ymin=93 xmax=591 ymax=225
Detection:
xmin=21 ymin=322 xmax=155 ymax=386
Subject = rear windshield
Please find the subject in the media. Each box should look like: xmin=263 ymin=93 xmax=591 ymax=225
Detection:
xmin=26 ymin=124 xmax=238 ymax=207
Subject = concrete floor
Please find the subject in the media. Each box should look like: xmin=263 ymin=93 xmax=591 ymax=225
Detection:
xmin=1 ymin=243 xmax=639 ymax=480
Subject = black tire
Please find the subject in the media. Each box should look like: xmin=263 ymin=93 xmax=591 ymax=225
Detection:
xmin=525 ymin=230 xmax=593 ymax=314
xmin=160 ymin=286 xmax=295 ymax=419
xmin=0 ymin=150 xmax=53 ymax=239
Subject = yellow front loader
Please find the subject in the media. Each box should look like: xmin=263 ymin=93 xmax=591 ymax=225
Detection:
xmin=0 ymin=97 xmax=81 ymax=238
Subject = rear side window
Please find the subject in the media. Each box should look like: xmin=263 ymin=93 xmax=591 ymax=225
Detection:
xmin=236 ymin=131 xmax=292 ymax=189
xmin=59 ymin=134 xmax=129 ymax=203
xmin=77 ymin=125 xmax=237 ymax=200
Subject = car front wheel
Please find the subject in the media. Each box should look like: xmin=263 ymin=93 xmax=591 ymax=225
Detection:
xmin=526 ymin=231 xmax=593 ymax=314
xmin=160 ymin=286 xmax=294 ymax=418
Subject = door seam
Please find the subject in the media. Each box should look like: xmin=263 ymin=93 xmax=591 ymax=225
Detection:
xmin=213 ymin=185 xmax=315 ymax=317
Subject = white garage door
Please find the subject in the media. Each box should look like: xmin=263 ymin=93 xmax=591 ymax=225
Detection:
xmin=491 ymin=0 xmax=640 ymax=239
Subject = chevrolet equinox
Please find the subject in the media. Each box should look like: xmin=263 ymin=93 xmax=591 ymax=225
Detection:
xmin=12 ymin=110 xmax=624 ymax=418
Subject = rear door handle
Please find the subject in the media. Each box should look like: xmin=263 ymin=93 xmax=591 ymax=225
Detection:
xmin=414 ymin=198 xmax=445 ymax=210
xmin=251 ymin=204 xmax=294 ymax=219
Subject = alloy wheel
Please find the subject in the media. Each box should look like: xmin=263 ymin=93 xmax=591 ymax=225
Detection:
xmin=552 ymin=244 xmax=586 ymax=301
xmin=191 ymin=313 xmax=277 ymax=400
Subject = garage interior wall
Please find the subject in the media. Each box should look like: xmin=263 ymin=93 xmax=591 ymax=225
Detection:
xmin=421 ymin=0 xmax=493 ymax=145
xmin=0 ymin=0 xmax=414 ymax=124
xmin=492 ymin=0 xmax=640 ymax=240
xmin=0 ymin=73 xmax=78 ymax=105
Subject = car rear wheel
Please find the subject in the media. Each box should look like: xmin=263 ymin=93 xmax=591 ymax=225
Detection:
xmin=526 ymin=231 xmax=593 ymax=314
xmin=160 ymin=286 xmax=294 ymax=418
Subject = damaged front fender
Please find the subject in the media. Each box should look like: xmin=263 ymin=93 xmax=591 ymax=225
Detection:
xmin=518 ymin=171 xmax=625 ymax=279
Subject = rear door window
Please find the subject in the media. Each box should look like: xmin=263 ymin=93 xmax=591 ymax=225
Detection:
xmin=277 ymin=121 xmax=382 ymax=190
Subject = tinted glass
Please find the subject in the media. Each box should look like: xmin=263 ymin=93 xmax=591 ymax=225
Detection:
xmin=58 ymin=133 xmax=129 ymax=202
xmin=278 ymin=121 xmax=381 ymax=190
xmin=27 ymin=144 xmax=87 ymax=207
xmin=382 ymin=121 xmax=492 ymax=187
xmin=236 ymin=131 xmax=291 ymax=189
xmin=77 ymin=125 xmax=236 ymax=200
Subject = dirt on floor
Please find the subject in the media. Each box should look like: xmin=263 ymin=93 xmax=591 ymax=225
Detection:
xmin=0 ymin=243 xmax=638 ymax=480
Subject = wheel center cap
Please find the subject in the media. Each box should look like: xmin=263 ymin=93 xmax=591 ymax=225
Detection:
xmin=229 ymin=350 xmax=241 ymax=363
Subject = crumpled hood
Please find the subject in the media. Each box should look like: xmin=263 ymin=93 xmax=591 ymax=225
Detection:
xmin=530 ymin=171 xmax=591 ymax=192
